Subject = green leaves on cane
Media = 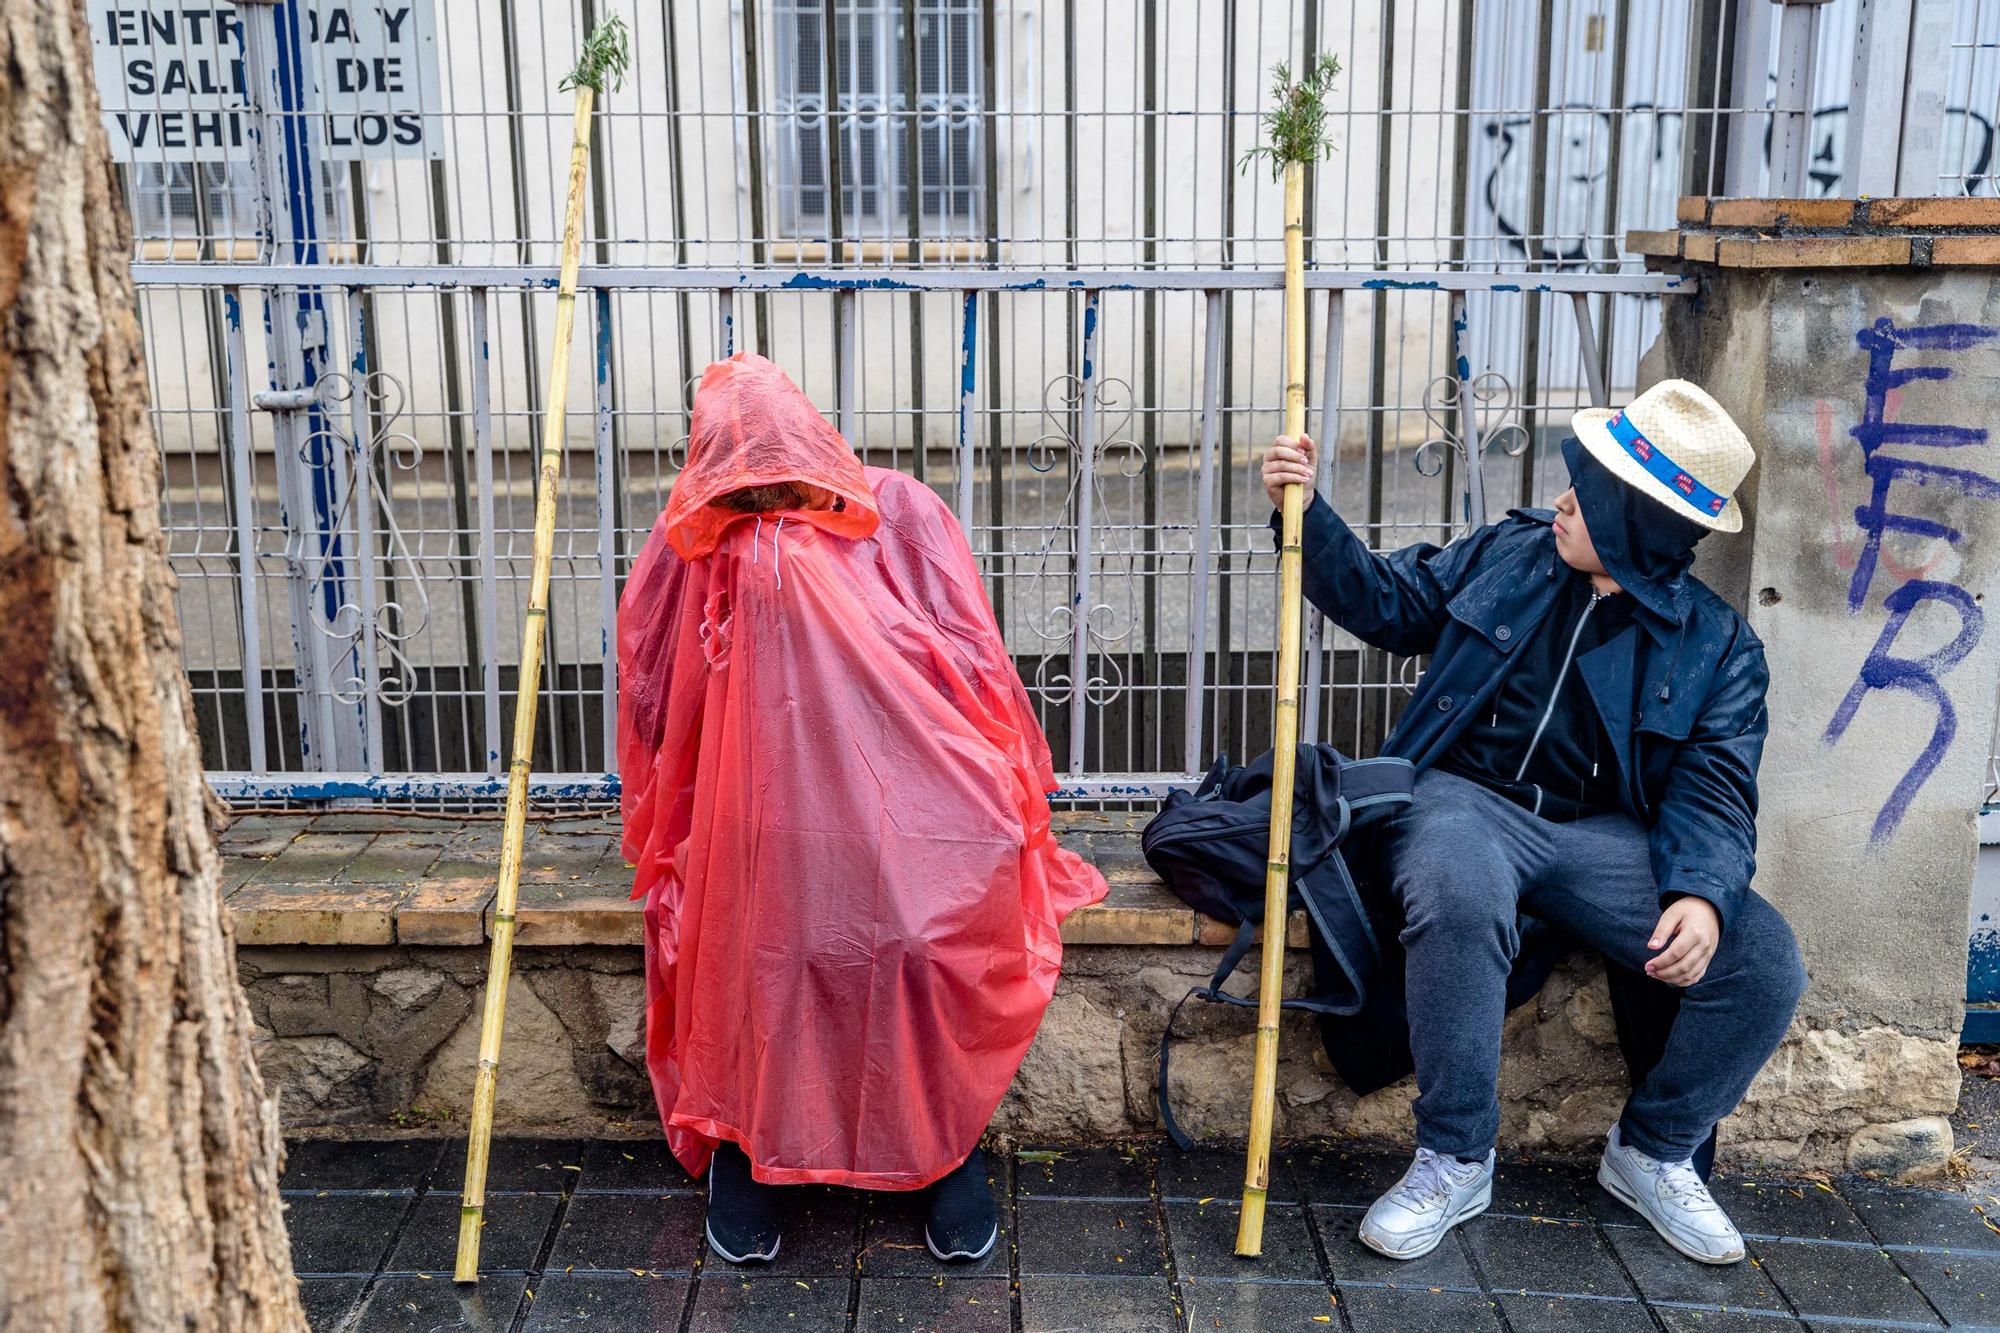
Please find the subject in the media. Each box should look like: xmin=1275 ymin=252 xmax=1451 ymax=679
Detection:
xmin=1239 ymin=53 xmax=1343 ymax=179
xmin=561 ymin=14 xmax=632 ymax=94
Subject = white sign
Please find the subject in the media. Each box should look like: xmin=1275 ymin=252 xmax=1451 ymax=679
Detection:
xmin=90 ymin=3 xmax=444 ymax=163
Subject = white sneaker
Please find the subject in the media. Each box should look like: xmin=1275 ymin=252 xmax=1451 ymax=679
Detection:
xmin=1597 ymin=1124 xmax=1745 ymax=1265
xmin=1357 ymin=1147 xmax=1495 ymax=1260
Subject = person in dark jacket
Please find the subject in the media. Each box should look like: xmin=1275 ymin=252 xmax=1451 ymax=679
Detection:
xmin=1261 ymin=380 xmax=1806 ymax=1267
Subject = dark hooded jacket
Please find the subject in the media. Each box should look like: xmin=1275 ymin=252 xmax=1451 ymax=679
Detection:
xmin=1291 ymin=438 xmax=1767 ymax=924
xmin=1277 ymin=440 xmax=1766 ymax=1170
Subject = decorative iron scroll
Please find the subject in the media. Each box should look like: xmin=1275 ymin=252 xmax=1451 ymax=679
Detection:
xmin=1413 ymin=369 xmax=1532 ymax=482
xmin=1024 ymin=371 xmax=1143 ymax=707
xmin=297 ymin=371 xmax=431 ymax=708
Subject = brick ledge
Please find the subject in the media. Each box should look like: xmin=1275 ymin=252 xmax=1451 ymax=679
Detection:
xmin=220 ymin=812 xmax=1308 ymax=951
xmin=1631 ymin=195 xmax=2000 ymax=270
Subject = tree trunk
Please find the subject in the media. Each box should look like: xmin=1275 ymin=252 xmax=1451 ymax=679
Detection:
xmin=0 ymin=3 xmax=305 ymax=1329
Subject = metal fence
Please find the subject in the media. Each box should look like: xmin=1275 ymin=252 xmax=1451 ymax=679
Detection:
xmin=105 ymin=0 xmax=1977 ymax=806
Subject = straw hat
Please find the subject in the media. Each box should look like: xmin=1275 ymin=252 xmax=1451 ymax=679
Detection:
xmin=1570 ymin=380 xmax=1755 ymax=534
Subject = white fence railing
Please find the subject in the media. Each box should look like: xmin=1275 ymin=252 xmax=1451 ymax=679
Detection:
xmin=104 ymin=0 xmax=1991 ymax=804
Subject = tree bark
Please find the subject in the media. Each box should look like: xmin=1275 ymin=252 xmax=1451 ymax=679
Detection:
xmin=0 ymin=3 xmax=305 ymax=1329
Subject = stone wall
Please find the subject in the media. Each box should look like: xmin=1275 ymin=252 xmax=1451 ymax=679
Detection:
xmin=249 ymin=934 xmax=1957 ymax=1177
xmin=242 ymin=945 xmax=651 ymax=1132
xmin=245 ymin=941 xmax=1626 ymax=1147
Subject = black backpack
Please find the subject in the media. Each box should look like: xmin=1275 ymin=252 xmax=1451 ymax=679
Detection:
xmin=1140 ymin=744 xmax=1414 ymax=1148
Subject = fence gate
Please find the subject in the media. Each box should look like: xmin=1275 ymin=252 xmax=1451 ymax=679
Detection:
xmin=109 ymin=0 xmax=1965 ymax=808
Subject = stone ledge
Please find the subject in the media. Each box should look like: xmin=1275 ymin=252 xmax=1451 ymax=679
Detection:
xmin=230 ymin=824 xmax=1964 ymax=1177
xmin=243 ymin=937 xmax=1964 ymax=1178
xmin=219 ymin=812 xmax=1308 ymax=951
xmin=1629 ymin=196 xmax=2000 ymax=270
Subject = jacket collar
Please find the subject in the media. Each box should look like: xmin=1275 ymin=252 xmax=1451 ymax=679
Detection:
xmin=1512 ymin=508 xmax=1687 ymax=648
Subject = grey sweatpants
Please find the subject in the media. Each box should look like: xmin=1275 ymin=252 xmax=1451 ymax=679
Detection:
xmin=1379 ymin=769 xmax=1806 ymax=1163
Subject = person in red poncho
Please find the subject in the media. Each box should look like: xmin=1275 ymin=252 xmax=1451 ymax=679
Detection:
xmin=617 ymin=353 xmax=1107 ymax=1265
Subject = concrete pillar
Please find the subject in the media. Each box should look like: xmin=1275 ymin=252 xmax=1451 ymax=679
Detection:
xmin=1629 ymin=198 xmax=2000 ymax=1178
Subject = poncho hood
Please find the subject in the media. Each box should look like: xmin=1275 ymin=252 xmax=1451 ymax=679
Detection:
xmin=663 ymin=352 xmax=879 ymax=560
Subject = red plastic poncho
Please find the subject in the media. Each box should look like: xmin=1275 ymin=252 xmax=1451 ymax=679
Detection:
xmin=618 ymin=353 xmax=1106 ymax=1191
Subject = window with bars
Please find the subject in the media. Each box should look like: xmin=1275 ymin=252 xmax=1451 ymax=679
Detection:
xmin=126 ymin=161 xmax=356 ymax=249
xmin=771 ymin=0 xmax=984 ymax=239
xmin=128 ymin=163 xmax=259 ymax=241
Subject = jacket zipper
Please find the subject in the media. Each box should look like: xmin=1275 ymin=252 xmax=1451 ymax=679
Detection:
xmin=1514 ymin=591 xmax=1602 ymax=783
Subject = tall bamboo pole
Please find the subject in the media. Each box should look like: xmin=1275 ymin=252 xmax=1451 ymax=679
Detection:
xmin=456 ymin=18 xmax=627 ymax=1284
xmin=1236 ymin=158 xmax=1310 ymax=1258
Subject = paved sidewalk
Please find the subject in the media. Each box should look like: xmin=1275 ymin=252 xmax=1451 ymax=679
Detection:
xmin=286 ymin=1137 xmax=2000 ymax=1331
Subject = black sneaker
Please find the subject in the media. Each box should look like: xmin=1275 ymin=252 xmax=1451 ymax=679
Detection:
xmin=705 ymin=1141 xmax=782 ymax=1264
xmin=923 ymin=1148 xmax=999 ymax=1262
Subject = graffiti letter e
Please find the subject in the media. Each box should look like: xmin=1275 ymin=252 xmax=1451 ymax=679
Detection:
xmin=1825 ymin=579 xmax=1984 ymax=844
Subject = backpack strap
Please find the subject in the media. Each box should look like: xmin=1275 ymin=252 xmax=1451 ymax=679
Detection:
xmin=1155 ymin=912 xmax=1370 ymax=1152
xmin=1154 ymin=752 xmax=1416 ymax=1151
xmin=1292 ymin=852 xmax=1377 ymax=1013
xmin=1335 ymin=755 xmax=1416 ymax=810
xmin=1156 ymin=921 xmax=1256 ymax=1152
xmin=1289 ymin=753 xmax=1411 ymax=871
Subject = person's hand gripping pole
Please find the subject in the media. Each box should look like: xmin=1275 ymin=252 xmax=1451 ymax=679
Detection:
xmin=1235 ymin=52 xmax=1340 ymax=1259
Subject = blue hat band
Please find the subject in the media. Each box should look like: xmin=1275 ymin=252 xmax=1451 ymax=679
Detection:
xmin=1605 ymin=411 xmax=1730 ymax=519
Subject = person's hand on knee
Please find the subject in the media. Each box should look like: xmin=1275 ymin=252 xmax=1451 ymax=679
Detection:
xmin=1263 ymin=433 xmax=1316 ymax=510
xmin=1646 ymin=897 xmax=1720 ymax=987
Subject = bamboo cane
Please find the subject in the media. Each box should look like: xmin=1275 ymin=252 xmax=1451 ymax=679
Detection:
xmin=456 ymin=17 xmax=628 ymax=1285
xmin=1236 ymin=159 xmax=1310 ymax=1258
xmin=1235 ymin=52 xmax=1339 ymax=1259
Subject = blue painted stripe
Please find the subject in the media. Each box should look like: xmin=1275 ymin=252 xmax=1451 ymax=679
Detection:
xmin=959 ymin=293 xmax=978 ymax=395
xmin=1965 ymin=1006 xmax=2000 ymax=1044
xmin=208 ymin=772 xmax=621 ymax=802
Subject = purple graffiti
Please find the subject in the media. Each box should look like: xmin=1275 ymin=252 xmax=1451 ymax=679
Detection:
xmin=1829 ymin=318 xmax=2000 ymax=842
xmin=1825 ymin=580 xmax=1984 ymax=844
xmin=1847 ymin=319 xmax=2000 ymax=613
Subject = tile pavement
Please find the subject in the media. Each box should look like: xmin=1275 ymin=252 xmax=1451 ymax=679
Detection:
xmin=287 ymin=1138 xmax=1999 ymax=1331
